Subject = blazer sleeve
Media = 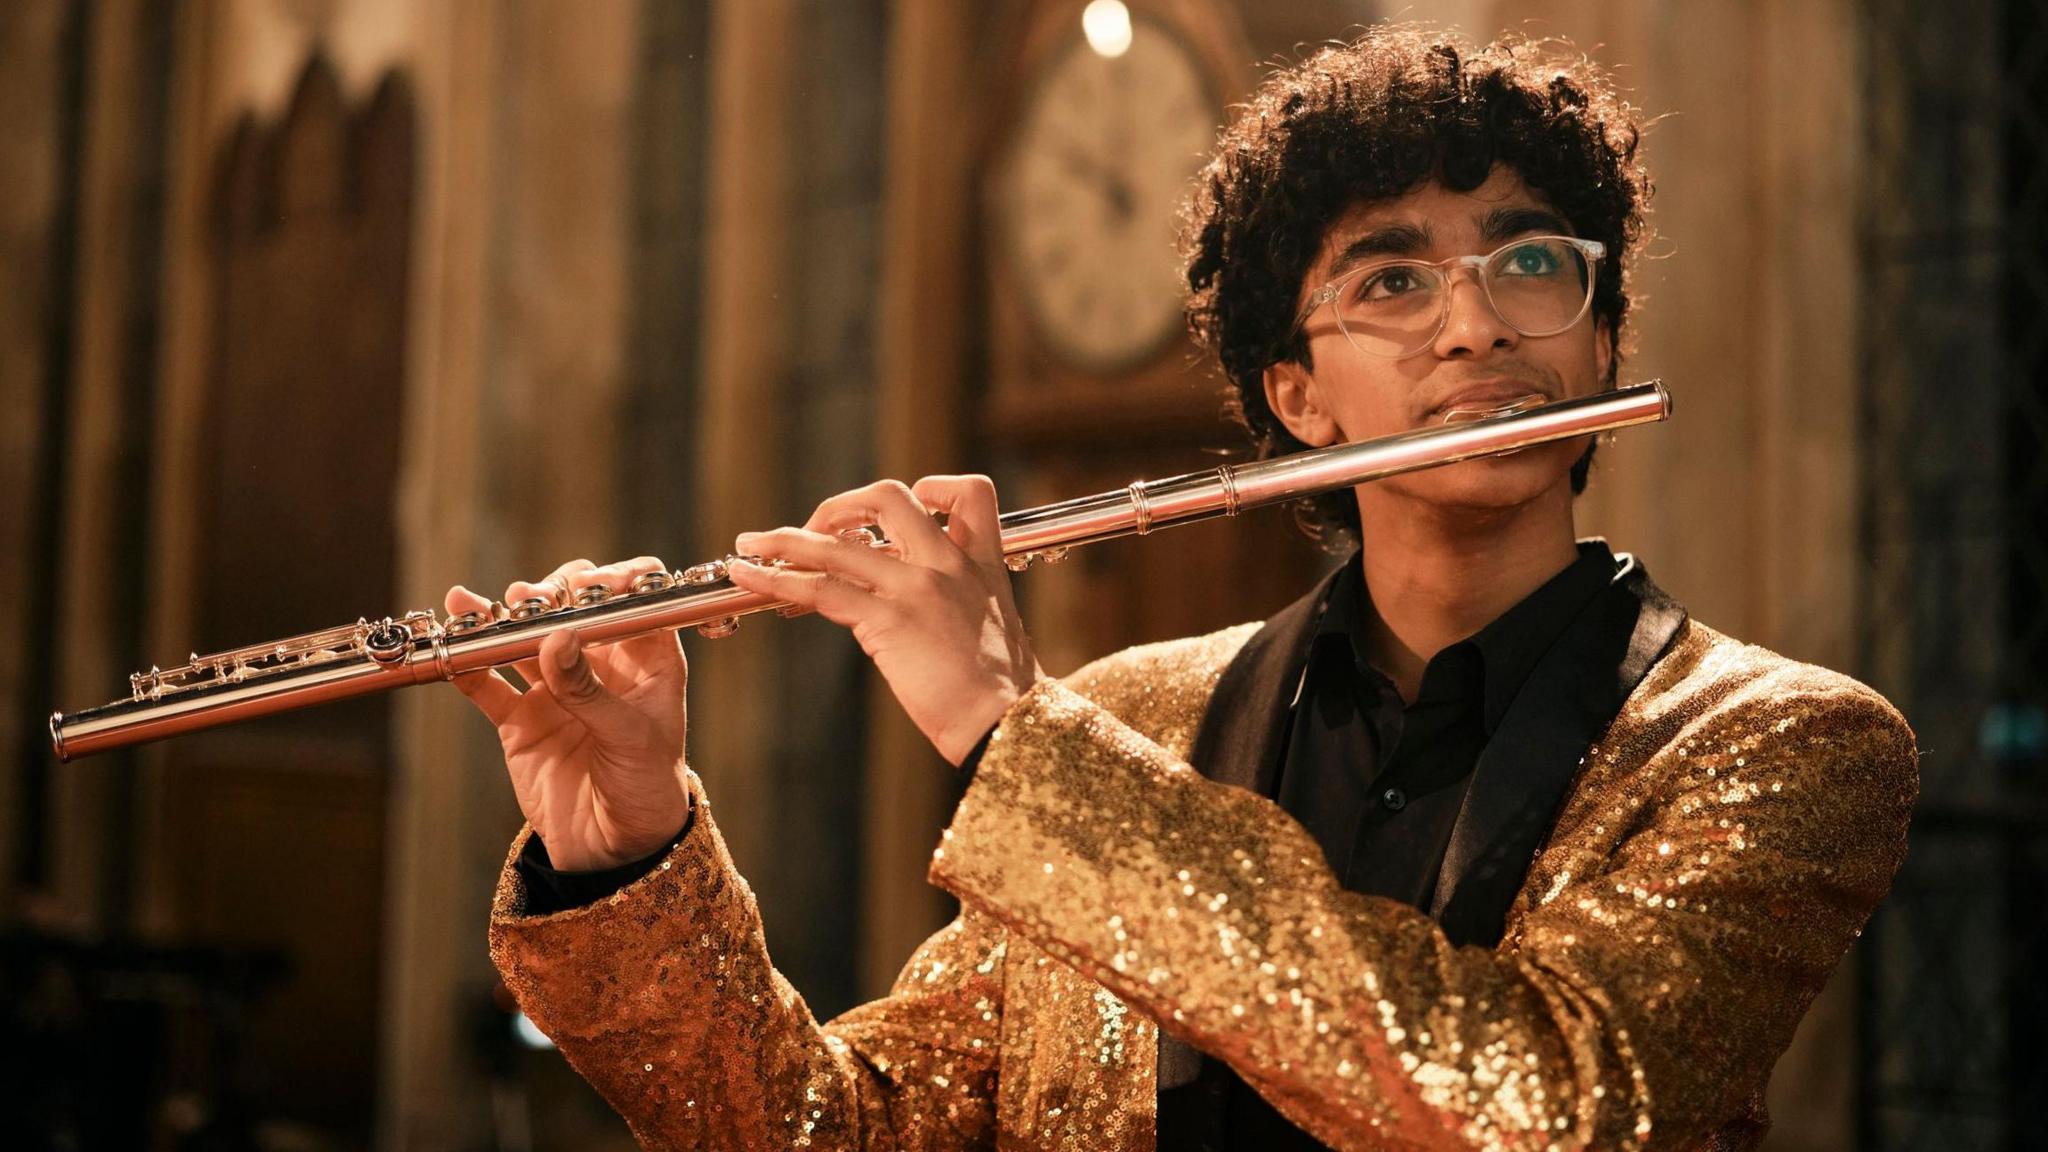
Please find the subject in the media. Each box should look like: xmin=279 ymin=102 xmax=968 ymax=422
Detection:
xmin=927 ymin=673 xmax=1918 ymax=1151
xmin=490 ymin=770 xmax=1006 ymax=1151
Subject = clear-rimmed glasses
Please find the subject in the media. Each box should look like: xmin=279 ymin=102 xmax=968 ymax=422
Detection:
xmin=1293 ymin=235 xmax=1607 ymax=360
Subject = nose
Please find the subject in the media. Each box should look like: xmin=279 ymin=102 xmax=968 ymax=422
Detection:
xmin=1430 ymin=267 xmax=1517 ymax=359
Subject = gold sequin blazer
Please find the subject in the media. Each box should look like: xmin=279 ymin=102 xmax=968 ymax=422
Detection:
xmin=491 ymin=557 xmax=1918 ymax=1150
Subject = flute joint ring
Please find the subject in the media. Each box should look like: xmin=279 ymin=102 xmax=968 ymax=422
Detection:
xmin=1128 ymin=480 xmax=1155 ymax=535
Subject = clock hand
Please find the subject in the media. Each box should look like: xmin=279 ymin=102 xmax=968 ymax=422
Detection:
xmin=1057 ymin=141 xmax=1110 ymax=185
xmin=1056 ymin=142 xmax=1135 ymax=223
xmin=1105 ymin=175 xmax=1134 ymax=223
xmin=1104 ymin=60 xmax=1138 ymax=224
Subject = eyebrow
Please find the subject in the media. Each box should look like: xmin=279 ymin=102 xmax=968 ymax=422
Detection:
xmin=1327 ymin=223 xmax=1432 ymax=276
xmin=1324 ymin=207 xmax=1575 ymax=277
xmin=1480 ymin=206 xmax=1573 ymax=243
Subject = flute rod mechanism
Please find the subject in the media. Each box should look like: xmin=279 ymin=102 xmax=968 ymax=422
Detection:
xmin=50 ymin=382 xmax=1669 ymax=761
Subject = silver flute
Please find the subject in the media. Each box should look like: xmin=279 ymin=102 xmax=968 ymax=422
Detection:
xmin=50 ymin=382 xmax=1669 ymax=761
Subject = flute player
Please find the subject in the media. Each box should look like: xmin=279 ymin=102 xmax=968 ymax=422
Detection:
xmin=448 ymin=26 xmax=1918 ymax=1150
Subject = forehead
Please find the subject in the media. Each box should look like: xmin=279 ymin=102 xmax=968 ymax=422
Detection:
xmin=1315 ymin=168 xmax=1567 ymax=269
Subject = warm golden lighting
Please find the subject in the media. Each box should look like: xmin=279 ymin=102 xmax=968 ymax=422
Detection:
xmin=1082 ymin=0 xmax=1134 ymax=59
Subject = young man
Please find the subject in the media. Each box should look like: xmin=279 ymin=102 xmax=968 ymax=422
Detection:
xmin=454 ymin=27 xmax=1918 ymax=1150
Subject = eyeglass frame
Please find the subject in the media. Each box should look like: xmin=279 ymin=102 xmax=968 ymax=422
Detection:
xmin=1291 ymin=234 xmax=1609 ymax=359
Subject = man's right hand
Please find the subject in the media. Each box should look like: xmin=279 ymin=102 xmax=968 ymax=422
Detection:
xmin=445 ymin=556 xmax=691 ymax=872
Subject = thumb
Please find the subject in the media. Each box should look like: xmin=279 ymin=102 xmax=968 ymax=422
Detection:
xmin=536 ymin=630 xmax=644 ymax=741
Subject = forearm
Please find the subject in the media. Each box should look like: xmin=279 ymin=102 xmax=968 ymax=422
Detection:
xmin=931 ymin=677 xmax=1916 ymax=1151
xmin=930 ymin=683 xmax=1579 ymax=1148
xmin=491 ymin=771 xmax=1001 ymax=1150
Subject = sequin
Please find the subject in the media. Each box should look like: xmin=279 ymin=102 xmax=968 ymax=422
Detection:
xmin=489 ymin=617 xmax=1915 ymax=1150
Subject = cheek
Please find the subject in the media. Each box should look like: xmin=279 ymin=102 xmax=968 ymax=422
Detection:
xmin=1318 ymin=369 xmax=1425 ymax=441
xmin=1324 ymin=396 xmax=1413 ymax=443
xmin=1547 ymin=330 xmax=1610 ymax=392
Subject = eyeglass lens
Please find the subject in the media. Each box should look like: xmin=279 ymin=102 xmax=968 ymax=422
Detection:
xmin=1335 ymin=238 xmax=1594 ymax=358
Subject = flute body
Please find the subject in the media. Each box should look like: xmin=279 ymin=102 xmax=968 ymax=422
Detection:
xmin=50 ymin=382 xmax=1669 ymax=761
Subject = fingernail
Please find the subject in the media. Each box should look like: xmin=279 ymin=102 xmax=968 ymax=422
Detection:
xmin=735 ymin=532 xmax=758 ymax=549
xmin=555 ymin=632 xmax=580 ymax=670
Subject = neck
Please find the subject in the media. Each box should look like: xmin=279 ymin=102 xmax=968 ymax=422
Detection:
xmin=1351 ymin=480 xmax=1579 ymax=703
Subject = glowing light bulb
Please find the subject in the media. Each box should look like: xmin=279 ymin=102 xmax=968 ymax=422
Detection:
xmin=1082 ymin=0 xmax=1134 ymax=59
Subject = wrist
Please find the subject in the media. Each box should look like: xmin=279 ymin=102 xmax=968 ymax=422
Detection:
xmin=556 ymin=820 xmax=685 ymax=873
xmin=941 ymin=674 xmax=1041 ymax=767
xmin=605 ymin=792 xmax=692 ymax=868
xmin=558 ymin=765 xmax=691 ymax=871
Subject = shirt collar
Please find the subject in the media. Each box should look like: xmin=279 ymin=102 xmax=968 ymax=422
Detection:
xmin=1313 ymin=539 xmax=1624 ymax=732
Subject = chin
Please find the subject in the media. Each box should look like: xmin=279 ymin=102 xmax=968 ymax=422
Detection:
xmin=1389 ymin=445 xmax=1578 ymax=512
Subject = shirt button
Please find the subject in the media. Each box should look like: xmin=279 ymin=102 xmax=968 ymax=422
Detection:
xmin=1381 ymin=787 xmax=1407 ymax=812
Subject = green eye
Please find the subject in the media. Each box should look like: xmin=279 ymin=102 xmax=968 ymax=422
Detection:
xmin=1501 ymin=242 xmax=1565 ymax=276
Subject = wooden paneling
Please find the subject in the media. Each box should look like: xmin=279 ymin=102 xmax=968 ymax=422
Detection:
xmin=0 ymin=0 xmax=75 ymax=910
xmin=164 ymin=54 xmax=414 ymax=1135
xmin=199 ymin=61 xmax=411 ymax=666
xmin=859 ymin=0 xmax=981 ymax=996
xmin=163 ymin=756 xmax=386 ymax=1126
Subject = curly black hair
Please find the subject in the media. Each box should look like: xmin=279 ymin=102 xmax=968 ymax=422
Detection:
xmin=1181 ymin=25 xmax=1653 ymax=550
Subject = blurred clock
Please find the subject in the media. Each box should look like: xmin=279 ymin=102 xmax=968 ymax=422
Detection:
xmin=997 ymin=14 xmax=1218 ymax=372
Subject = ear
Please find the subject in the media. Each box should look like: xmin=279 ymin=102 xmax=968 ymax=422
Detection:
xmin=1595 ymin=314 xmax=1615 ymax=387
xmin=1262 ymin=360 xmax=1340 ymax=448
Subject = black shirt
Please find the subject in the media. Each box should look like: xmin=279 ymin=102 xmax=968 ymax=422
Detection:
xmin=1282 ymin=544 xmax=1619 ymax=904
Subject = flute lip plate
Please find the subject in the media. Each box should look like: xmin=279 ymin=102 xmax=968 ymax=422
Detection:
xmin=1437 ymin=393 xmax=1547 ymax=425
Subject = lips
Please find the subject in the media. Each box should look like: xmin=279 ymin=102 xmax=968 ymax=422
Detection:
xmin=1434 ymin=387 xmax=1552 ymax=425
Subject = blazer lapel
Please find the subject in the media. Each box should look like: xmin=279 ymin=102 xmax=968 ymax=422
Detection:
xmin=1427 ymin=557 xmax=1689 ymax=947
xmin=1159 ymin=560 xmax=1342 ymax=1099
xmin=1184 ymin=561 xmax=1345 ymax=795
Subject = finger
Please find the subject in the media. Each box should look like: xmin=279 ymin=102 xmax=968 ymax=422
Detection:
xmin=909 ymin=475 xmax=1004 ymax=568
xmin=801 ymin=480 xmax=952 ymax=563
xmin=726 ymin=557 xmax=877 ymax=629
xmin=535 ymin=629 xmax=646 ymax=740
xmin=605 ymin=627 xmax=688 ymax=688
xmin=539 ymin=557 xmax=598 ymax=596
xmin=505 ymin=577 xmax=570 ymax=614
xmin=733 ymin=527 xmax=902 ymax=593
xmin=500 ymin=558 xmax=594 ymax=619
xmin=561 ymin=556 xmax=660 ymax=605
xmin=563 ymin=555 xmax=662 ymax=596
xmin=508 ymin=660 xmax=546 ymax=692
xmin=443 ymin=582 xmax=526 ymax=682
xmin=591 ymin=557 xmax=687 ymax=678
xmin=555 ymin=562 xmax=645 ymax=679
xmin=496 ymin=570 xmax=591 ymax=691
xmin=444 ymin=583 xmax=494 ymax=619
xmin=502 ymin=575 xmax=570 ymax=689
xmin=452 ymin=668 xmax=523 ymax=727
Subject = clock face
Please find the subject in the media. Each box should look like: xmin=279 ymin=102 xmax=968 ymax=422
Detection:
xmin=999 ymin=19 xmax=1217 ymax=371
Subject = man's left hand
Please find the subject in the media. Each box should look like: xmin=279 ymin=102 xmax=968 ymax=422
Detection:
xmin=726 ymin=475 xmax=1042 ymax=767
